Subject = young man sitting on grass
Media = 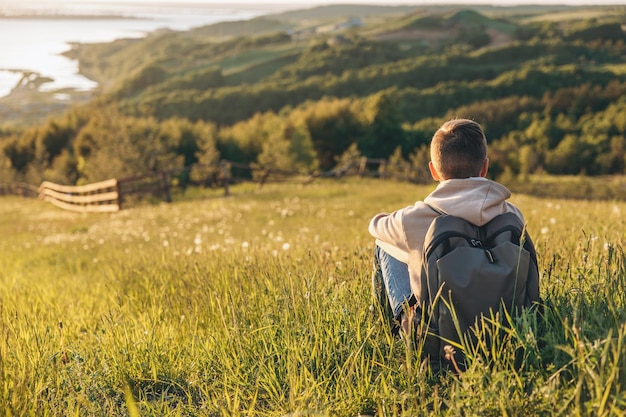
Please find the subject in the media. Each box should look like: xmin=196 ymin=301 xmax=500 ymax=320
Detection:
xmin=368 ymin=118 xmax=540 ymax=339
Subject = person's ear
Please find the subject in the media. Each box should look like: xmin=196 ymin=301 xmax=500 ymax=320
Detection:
xmin=429 ymin=161 xmax=441 ymax=181
xmin=479 ymin=158 xmax=489 ymax=177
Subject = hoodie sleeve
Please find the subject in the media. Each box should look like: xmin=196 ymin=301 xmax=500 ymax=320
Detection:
xmin=369 ymin=207 xmax=411 ymax=261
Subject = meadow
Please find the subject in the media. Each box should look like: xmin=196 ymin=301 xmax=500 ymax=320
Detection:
xmin=1 ymin=178 xmax=625 ymax=416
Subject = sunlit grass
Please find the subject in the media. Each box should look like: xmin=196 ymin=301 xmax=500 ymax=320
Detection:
xmin=1 ymin=178 xmax=626 ymax=415
xmin=602 ymin=63 xmax=626 ymax=75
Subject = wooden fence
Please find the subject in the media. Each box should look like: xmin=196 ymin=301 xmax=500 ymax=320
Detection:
xmin=0 ymin=182 xmax=39 ymax=198
xmin=39 ymin=178 xmax=120 ymax=212
xmin=5 ymin=157 xmax=420 ymax=212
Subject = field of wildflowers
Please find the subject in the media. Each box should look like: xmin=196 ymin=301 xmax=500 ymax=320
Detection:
xmin=1 ymin=179 xmax=625 ymax=415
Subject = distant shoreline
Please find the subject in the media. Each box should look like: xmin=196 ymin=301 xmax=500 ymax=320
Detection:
xmin=0 ymin=14 xmax=140 ymax=20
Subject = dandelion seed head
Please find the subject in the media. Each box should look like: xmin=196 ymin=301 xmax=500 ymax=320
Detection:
xmin=541 ymin=227 xmax=549 ymax=234
xmin=241 ymin=241 xmax=249 ymax=249
xmin=282 ymin=243 xmax=291 ymax=251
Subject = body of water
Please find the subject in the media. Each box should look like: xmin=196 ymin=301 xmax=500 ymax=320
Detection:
xmin=0 ymin=2 xmax=286 ymax=97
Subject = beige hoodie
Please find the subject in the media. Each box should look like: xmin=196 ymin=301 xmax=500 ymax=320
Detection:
xmin=368 ymin=178 xmax=524 ymax=299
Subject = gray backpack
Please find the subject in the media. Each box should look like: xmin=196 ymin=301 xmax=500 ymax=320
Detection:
xmin=417 ymin=205 xmax=540 ymax=369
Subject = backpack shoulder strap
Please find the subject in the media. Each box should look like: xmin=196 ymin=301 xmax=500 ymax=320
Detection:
xmin=424 ymin=203 xmax=447 ymax=216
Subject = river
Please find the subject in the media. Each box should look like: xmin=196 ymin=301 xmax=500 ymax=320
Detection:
xmin=0 ymin=1 xmax=292 ymax=97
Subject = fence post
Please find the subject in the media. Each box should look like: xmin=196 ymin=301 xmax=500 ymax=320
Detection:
xmin=116 ymin=179 xmax=123 ymax=210
xmin=379 ymin=160 xmax=387 ymax=180
xmin=220 ymin=160 xmax=231 ymax=197
xmin=258 ymin=168 xmax=271 ymax=189
xmin=359 ymin=157 xmax=368 ymax=177
xmin=161 ymin=171 xmax=171 ymax=203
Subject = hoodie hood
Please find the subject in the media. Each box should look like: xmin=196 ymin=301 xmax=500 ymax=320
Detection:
xmin=424 ymin=178 xmax=520 ymax=226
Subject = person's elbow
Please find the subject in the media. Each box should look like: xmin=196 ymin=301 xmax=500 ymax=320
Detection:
xmin=368 ymin=214 xmax=386 ymax=238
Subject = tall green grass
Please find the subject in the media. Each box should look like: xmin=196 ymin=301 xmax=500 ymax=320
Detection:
xmin=1 ymin=179 xmax=625 ymax=415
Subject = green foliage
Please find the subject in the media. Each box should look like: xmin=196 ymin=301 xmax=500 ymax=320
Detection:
xmin=0 ymin=150 xmax=17 ymax=182
xmin=356 ymin=90 xmax=406 ymax=158
xmin=113 ymin=63 xmax=169 ymax=97
xmin=221 ymin=113 xmax=318 ymax=175
xmin=409 ymin=145 xmax=432 ymax=184
xmin=293 ymin=99 xmax=364 ymax=170
xmin=149 ymin=67 xmax=224 ymax=94
xmin=332 ymin=143 xmax=362 ymax=176
xmin=385 ymin=146 xmax=411 ymax=180
xmin=189 ymin=18 xmax=293 ymax=40
xmin=72 ymin=109 xmax=183 ymax=182
xmin=188 ymin=121 xmax=220 ymax=186
xmin=565 ymin=21 xmax=625 ymax=43
xmin=268 ymin=38 xmax=408 ymax=82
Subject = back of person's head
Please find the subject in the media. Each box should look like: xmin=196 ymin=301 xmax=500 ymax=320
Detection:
xmin=430 ymin=118 xmax=487 ymax=180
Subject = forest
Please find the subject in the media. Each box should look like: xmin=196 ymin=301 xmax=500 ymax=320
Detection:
xmin=0 ymin=4 xmax=625 ymax=188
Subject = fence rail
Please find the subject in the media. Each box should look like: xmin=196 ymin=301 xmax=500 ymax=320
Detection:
xmin=39 ymin=179 xmax=120 ymax=212
xmin=0 ymin=182 xmax=39 ymax=198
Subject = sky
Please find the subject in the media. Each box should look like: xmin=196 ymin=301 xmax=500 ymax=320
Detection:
xmin=187 ymin=0 xmax=625 ymax=3
xmin=13 ymin=0 xmax=626 ymax=5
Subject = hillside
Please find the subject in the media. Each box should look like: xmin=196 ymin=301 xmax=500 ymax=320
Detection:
xmin=1 ymin=4 xmax=625 ymax=186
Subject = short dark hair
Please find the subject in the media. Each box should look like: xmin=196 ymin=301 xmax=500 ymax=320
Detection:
xmin=430 ymin=119 xmax=487 ymax=179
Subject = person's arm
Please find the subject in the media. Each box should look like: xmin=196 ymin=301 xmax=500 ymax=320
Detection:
xmin=369 ymin=208 xmax=411 ymax=263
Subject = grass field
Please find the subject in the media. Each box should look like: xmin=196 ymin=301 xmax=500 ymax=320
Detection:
xmin=1 ymin=179 xmax=626 ymax=416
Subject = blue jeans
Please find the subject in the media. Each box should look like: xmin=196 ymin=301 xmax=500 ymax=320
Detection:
xmin=372 ymin=245 xmax=414 ymax=326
